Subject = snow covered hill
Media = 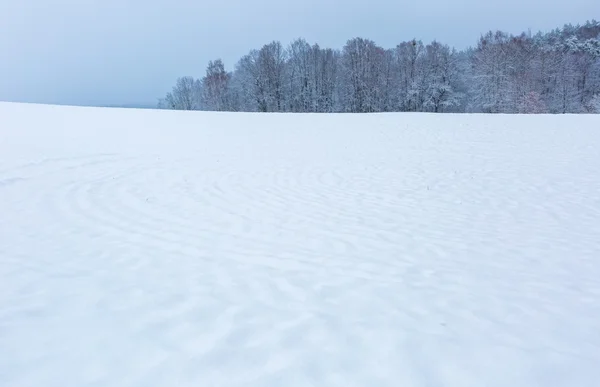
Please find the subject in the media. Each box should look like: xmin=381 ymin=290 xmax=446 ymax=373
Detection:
xmin=1 ymin=102 xmax=599 ymax=387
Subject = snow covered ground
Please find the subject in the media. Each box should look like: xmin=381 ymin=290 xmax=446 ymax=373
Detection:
xmin=1 ymin=102 xmax=600 ymax=387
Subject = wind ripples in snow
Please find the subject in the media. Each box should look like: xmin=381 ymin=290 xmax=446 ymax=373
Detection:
xmin=1 ymin=104 xmax=600 ymax=387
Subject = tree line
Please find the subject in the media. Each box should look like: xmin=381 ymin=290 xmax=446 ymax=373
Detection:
xmin=159 ymin=20 xmax=600 ymax=114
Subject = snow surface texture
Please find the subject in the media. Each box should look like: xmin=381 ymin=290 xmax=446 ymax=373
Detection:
xmin=1 ymin=102 xmax=600 ymax=387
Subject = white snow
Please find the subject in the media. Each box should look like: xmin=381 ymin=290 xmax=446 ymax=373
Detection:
xmin=1 ymin=101 xmax=600 ymax=386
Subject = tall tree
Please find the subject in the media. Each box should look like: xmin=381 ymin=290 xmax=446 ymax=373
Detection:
xmin=286 ymin=38 xmax=314 ymax=112
xmin=340 ymin=37 xmax=387 ymax=112
xmin=420 ymin=41 xmax=464 ymax=112
xmin=256 ymin=41 xmax=288 ymax=112
xmin=394 ymin=39 xmax=425 ymax=111
xmin=201 ymin=59 xmax=232 ymax=111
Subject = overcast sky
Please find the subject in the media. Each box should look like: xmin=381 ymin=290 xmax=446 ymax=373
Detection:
xmin=0 ymin=0 xmax=597 ymax=107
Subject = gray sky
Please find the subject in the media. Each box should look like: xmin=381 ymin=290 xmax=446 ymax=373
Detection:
xmin=1 ymin=0 xmax=597 ymax=107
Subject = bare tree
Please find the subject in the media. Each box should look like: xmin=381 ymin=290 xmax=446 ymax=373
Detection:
xmin=158 ymin=76 xmax=201 ymax=110
xmin=394 ymin=39 xmax=425 ymax=111
xmin=201 ymin=59 xmax=232 ymax=111
xmin=257 ymin=41 xmax=288 ymax=112
xmin=340 ymin=37 xmax=388 ymax=112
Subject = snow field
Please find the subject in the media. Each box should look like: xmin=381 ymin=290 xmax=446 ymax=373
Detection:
xmin=1 ymin=102 xmax=600 ymax=386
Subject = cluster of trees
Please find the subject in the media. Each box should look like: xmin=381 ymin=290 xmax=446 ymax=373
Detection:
xmin=159 ymin=20 xmax=600 ymax=113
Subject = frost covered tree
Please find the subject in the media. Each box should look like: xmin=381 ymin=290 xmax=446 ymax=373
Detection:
xmin=201 ymin=59 xmax=232 ymax=111
xmin=232 ymin=42 xmax=288 ymax=112
xmin=257 ymin=41 xmax=288 ymax=112
xmin=339 ymin=37 xmax=388 ymax=112
xmin=420 ymin=41 xmax=464 ymax=112
xmin=589 ymin=94 xmax=600 ymax=113
xmin=313 ymin=46 xmax=340 ymax=112
xmin=158 ymin=76 xmax=202 ymax=110
xmin=231 ymin=50 xmax=262 ymax=112
xmin=393 ymin=39 xmax=425 ymax=111
xmin=286 ymin=38 xmax=314 ymax=112
xmin=470 ymin=32 xmax=514 ymax=113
